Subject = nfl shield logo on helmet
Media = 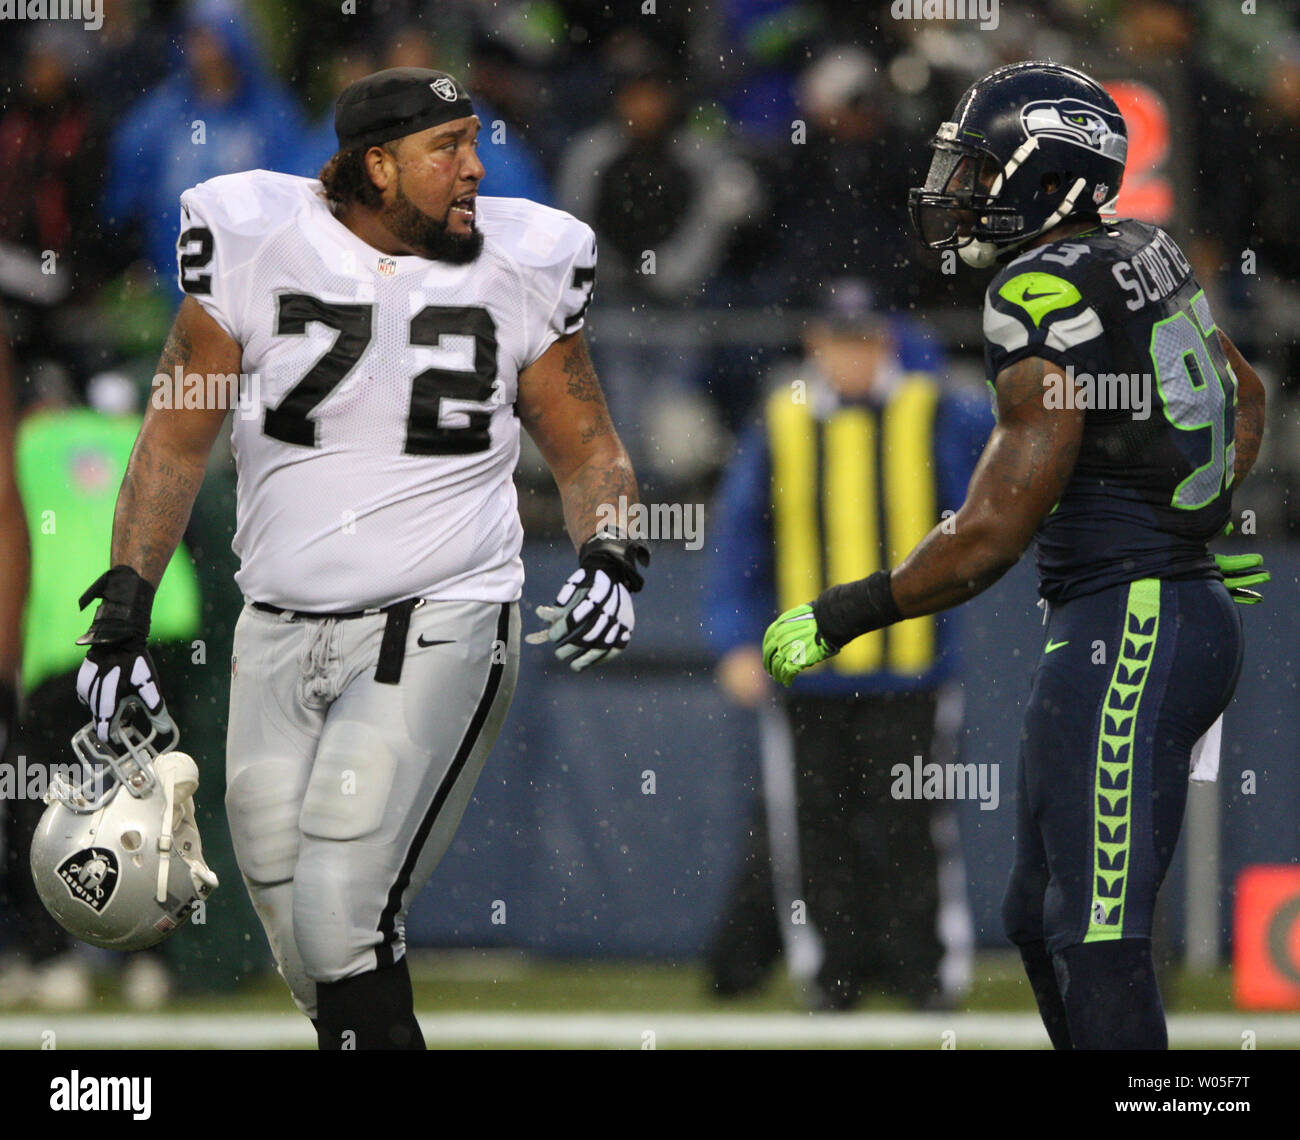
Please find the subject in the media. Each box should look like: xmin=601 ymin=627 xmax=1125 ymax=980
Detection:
xmin=429 ymin=77 xmax=458 ymax=102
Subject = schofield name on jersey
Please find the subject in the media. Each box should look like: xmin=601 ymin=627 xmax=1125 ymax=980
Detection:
xmin=1111 ymin=228 xmax=1191 ymax=311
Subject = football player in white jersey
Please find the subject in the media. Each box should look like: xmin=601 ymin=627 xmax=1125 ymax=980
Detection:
xmin=71 ymin=68 xmax=649 ymax=1048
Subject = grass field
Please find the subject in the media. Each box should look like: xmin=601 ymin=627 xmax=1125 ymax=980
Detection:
xmin=3 ymin=951 xmax=1298 ymax=1049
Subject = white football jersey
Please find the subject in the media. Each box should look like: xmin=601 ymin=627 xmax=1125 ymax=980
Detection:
xmin=176 ymin=170 xmax=596 ymax=611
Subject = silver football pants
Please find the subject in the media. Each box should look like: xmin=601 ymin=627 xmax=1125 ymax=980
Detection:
xmin=225 ymin=598 xmax=519 ymax=1018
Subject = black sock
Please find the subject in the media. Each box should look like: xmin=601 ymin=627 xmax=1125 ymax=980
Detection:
xmin=1018 ymin=939 xmax=1073 ymax=1050
xmin=1053 ymin=940 xmax=1168 ymax=1050
xmin=314 ymin=957 xmax=425 ymax=1051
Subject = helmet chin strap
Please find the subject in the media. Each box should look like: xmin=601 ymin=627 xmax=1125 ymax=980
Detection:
xmin=989 ymin=136 xmax=1039 ymax=197
xmin=1038 ymin=176 xmax=1088 ymax=234
xmin=962 ymin=174 xmax=1089 ymax=269
xmin=958 ymin=136 xmax=1039 ymax=270
xmin=153 ymin=752 xmax=201 ymax=905
xmin=959 ymin=240 xmax=1001 ymax=268
xmin=155 ymin=765 xmax=178 ymax=905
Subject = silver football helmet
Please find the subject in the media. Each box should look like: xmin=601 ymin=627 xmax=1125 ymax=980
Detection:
xmin=30 ymin=699 xmax=219 ymax=951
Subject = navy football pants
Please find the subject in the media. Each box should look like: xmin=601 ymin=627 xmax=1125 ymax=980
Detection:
xmin=1002 ymin=577 xmax=1243 ymax=954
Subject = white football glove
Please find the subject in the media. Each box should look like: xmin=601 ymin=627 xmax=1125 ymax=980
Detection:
xmin=76 ymin=650 xmax=168 ymax=743
xmin=526 ymin=566 xmax=635 ymax=671
xmin=527 ymin=531 xmax=650 ymax=672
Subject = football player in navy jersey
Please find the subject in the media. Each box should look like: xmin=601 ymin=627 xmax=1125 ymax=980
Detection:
xmin=763 ymin=61 xmax=1268 ymax=1049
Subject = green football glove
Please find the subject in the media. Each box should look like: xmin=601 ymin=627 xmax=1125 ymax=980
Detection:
xmin=762 ymin=603 xmax=838 ymax=686
xmin=1215 ymin=552 xmax=1269 ymax=604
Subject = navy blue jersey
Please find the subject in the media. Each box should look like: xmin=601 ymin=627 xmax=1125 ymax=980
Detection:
xmin=983 ymin=220 xmax=1235 ymax=602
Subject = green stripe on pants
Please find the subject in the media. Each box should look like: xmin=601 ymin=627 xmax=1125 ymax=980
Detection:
xmin=1087 ymin=578 xmax=1161 ymax=942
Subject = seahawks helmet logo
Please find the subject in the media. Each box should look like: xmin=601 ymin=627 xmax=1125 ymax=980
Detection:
xmin=1020 ymin=98 xmax=1127 ymax=163
xmin=56 ymin=847 xmax=120 ymax=913
xmin=429 ymin=77 xmax=459 ymax=102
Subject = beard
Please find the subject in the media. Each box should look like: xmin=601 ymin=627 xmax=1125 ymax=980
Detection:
xmin=381 ymin=178 xmax=483 ymax=265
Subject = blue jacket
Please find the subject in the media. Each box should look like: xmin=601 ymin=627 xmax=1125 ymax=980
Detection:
xmin=103 ymin=0 xmax=310 ymax=285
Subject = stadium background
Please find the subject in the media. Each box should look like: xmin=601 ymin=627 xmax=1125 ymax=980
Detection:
xmin=1 ymin=0 xmax=1298 ymax=1047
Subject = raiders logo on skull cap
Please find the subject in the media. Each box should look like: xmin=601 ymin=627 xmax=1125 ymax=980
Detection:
xmin=335 ymin=67 xmax=475 ymax=151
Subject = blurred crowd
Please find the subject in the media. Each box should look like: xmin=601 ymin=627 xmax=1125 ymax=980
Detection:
xmin=0 ymin=0 xmax=1297 ymax=514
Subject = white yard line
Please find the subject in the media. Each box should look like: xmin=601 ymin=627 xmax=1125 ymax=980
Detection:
xmin=1 ymin=1011 xmax=1298 ymax=1049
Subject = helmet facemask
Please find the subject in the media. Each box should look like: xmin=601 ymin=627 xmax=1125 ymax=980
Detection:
xmin=909 ymin=128 xmax=1026 ymax=267
xmin=909 ymin=127 xmax=1095 ymax=268
xmin=58 ymin=696 xmax=179 ymax=813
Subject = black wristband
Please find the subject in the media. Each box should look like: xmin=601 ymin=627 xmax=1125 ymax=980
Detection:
xmin=811 ymin=570 xmax=903 ymax=651
xmin=578 ymin=530 xmax=651 ymax=593
xmin=76 ymin=565 xmax=156 ymax=648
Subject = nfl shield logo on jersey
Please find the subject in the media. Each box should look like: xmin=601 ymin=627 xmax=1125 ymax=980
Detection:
xmin=429 ymin=77 xmax=458 ymax=102
xmin=378 ymin=256 xmax=397 ymax=277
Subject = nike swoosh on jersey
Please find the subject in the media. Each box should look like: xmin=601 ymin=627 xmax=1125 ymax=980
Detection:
xmin=416 ymin=635 xmax=455 ymax=647
xmin=1045 ymin=639 xmax=1070 ymax=653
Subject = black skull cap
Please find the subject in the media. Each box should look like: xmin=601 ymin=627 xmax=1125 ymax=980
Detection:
xmin=335 ymin=68 xmax=475 ymax=151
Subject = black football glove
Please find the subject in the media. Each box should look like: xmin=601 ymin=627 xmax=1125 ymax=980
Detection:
xmin=526 ymin=531 xmax=650 ymax=672
xmin=75 ymin=566 xmax=169 ymax=742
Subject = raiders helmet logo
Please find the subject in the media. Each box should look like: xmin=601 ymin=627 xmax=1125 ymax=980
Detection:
xmin=56 ymin=847 xmax=120 ymax=912
xmin=1020 ymin=98 xmax=1127 ymax=164
xmin=429 ymin=77 xmax=459 ymax=102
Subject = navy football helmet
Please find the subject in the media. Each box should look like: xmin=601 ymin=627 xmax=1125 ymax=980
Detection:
xmin=909 ymin=61 xmax=1128 ymax=268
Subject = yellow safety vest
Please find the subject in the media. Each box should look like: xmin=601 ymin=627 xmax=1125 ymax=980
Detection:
xmin=768 ymin=374 xmax=940 ymax=676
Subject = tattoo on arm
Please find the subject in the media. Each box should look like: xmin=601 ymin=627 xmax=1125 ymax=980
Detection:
xmin=156 ymin=318 xmax=192 ymax=380
xmin=560 ymin=336 xmax=615 ymax=446
xmin=559 ymin=452 xmax=639 ymax=550
xmin=521 ymin=332 xmax=638 ymax=547
xmin=111 ymin=305 xmax=227 ymax=583
xmin=556 ymin=336 xmax=634 ymax=542
xmin=560 ymin=333 xmax=603 ymax=403
xmin=112 ymin=433 xmax=207 ymax=584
